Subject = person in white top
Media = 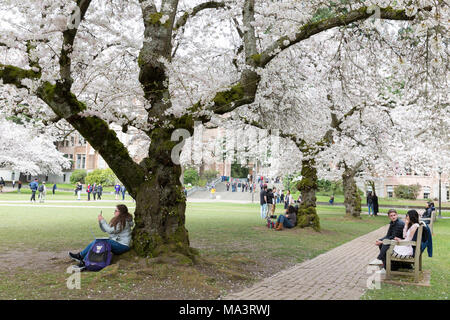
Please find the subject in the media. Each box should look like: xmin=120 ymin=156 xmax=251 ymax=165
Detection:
xmin=392 ymin=210 xmax=421 ymax=258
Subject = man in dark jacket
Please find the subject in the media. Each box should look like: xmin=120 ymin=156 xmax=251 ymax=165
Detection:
xmin=372 ymin=209 xmax=405 ymax=271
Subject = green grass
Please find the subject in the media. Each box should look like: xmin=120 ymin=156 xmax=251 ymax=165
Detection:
xmin=290 ymin=191 xmax=450 ymax=209
xmin=0 ymin=201 xmax=387 ymax=299
xmin=0 ymin=201 xmax=447 ymax=299
xmin=362 ymin=218 xmax=449 ymax=300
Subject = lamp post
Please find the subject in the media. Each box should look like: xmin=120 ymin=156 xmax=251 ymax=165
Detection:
xmin=438 ymin=168 xmax=442 ymax=219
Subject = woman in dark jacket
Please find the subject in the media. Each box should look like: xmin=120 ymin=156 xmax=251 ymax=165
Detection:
xmin=372 ymin=192 xmax=379 ymax=216
xmin=275 ymin=205 xmax=297 ymax=231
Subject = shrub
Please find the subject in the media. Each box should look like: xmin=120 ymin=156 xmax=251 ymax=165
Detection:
xmin=85 ymin=168 xmax=118 ymax=186
xmin=70 ymin=169 xmax=87 ymax=184
xmin=184 ymin=168 xmax=199 ymax=186
xmin=394 ymin=184 xmax=421 ymax=200
xmin=201 ymin=170 xmax=219 ymax=183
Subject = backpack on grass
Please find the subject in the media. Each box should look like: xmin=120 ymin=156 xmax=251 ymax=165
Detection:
xmin=38 ymin=185 xmax=44 ymax=192
xmin=84 ymin=239 xmax=112 ymax=271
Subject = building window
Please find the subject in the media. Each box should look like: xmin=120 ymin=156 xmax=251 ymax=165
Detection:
xmin=76 ymin=154 xmax=86 ymax=169
xmin=423 ymin=186 xmax=430 ymax=199
xmin=387 ymin=185 xmax=394 ymax=198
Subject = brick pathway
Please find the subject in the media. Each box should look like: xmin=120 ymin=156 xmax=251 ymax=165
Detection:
xmin=223 ymin=225 xmax=389 ymax=300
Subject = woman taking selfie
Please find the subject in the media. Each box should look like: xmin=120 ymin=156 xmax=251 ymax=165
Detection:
xmin=69 ymin=204 xmax=134 ymax=268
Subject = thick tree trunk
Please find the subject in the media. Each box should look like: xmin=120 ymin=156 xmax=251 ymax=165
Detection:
xmin=131 ymin=125 xmax=197 ymax=260
xmin=342 ymin=167 xmax=362 ymax=218
xmin=296 ymin=158 xmax=320 ymax=231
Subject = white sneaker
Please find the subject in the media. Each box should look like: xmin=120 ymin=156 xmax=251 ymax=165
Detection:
xmin=375 ymin=268 xmax=386 ymax=274
xmin=369 ymin=259 xmax=383 ymax=265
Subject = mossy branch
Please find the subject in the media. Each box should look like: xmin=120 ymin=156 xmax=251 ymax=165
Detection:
xmin=259 ymin=5 xmax=433 ymax=67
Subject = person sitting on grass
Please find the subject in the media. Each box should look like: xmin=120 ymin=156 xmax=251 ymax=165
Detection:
xmin=274 ymin=205 xmax=298 ymax=231
xmin=69 ymin=204 xmax=134 ymax=270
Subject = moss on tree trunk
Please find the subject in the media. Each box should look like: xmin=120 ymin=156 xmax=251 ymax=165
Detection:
xmin=296 ymin=158 xmax=320 ymax=231
xmin=342 ymin=167 xmax=362 ymax=218
xmin=131 ymin=126 xmax=197 ymax=262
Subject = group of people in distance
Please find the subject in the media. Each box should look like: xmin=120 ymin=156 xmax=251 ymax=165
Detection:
xmin=260 ymin=184 xmax=297 ymax=231
xmin=75 ymin=182 xmax=104 ymax=201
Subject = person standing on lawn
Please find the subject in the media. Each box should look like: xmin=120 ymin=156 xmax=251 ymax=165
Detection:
xmin=260 ymin=185 xmax=268 ymax=220
xmin=18 ymin=180 xmax=22 ymax=193
xmin=29 ymin=178 xmax=38 ymax=202
xmin=367 ymin=191 xmax=374 ymax=216
xmin=0 ymin=177 xmax=5 ymax=192
xmin=76 ymin=182 xmax=82 ymax=200
xmin=121 ymin=185 xmax=126 ymax=200
xmin=372 ymin=191 xmax=379 ymax=216
xmin=86 ymin=183 xmax=92 ymax=201
xmin=38 ymin=181 xmax=47 ymax=203
xmin=93 ymin=183 xmax=98 ymax=201
xmin=97 ymin=184 xmax=103 ymax=200
xmin=114 ymin=183 xmax=121 ymax=200
xmin=52 ymin=183 xmax=57 ymax=195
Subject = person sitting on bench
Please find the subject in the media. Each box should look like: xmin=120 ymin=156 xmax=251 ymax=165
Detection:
xmin=371 ymin=209 xmax=405 ymax=272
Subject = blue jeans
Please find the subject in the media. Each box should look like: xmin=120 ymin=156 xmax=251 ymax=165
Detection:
xmin=277 ymin=215 xmax=293 ymax=228
xmin=368 ymin=204 xmax=374 ymax=215
xmin=80 ymin=240 xmax=130 ymax=258
xmin=260 ymin=204 xmax=268 ymax=219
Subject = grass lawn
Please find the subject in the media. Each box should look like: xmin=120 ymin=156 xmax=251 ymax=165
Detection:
xmin=289 ymin=191 xmax=450 ymax=209
xmin=0 ymin=201 xmax=388 ymax=300
xmin=0 ymin=199 xmax=447 ymax=300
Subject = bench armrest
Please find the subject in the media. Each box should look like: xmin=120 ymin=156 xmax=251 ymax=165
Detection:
xmin=393 ymin=241 xmax=417 ymax=246
xmin=382 ymin=239 xmax=417 ymax=246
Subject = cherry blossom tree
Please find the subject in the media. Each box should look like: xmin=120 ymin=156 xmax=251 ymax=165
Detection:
xmin=0 ymin=0 xmax=446 ymax=259
xmin=0 ymin=119 xmax=71 ymax=175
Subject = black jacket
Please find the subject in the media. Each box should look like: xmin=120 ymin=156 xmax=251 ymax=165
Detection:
xmin=372 ymin=196 xmax=379 ymax=214
xmin=380 ymin=219 xmax=405 ymax=241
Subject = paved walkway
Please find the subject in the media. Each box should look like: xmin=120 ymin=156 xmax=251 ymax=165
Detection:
xmin=223 ymin=225 xmax=389 ymax=300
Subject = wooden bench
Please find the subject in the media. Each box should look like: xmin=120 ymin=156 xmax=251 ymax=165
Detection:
xmin=383 ymin=221 xmax=428 ymax=283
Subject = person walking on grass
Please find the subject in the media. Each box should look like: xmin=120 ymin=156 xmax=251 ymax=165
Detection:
xmin=97 ymin=184 xmax=103 ymax=200
xmin=18 ymin=180 xmax=22 ymax=193
xmin=114 ymin=183 xmax=121 ymax=200
xmin=38 ymin=181 xmax=47 ymax=203
xmin=52 ymin=183 xmax=57 ymax=195
xmin=121 ymin=185 xmax=126 ymax=200
xmin=68 ymin=204 xmax=134 ymax=271
xmin=29 ymin=178 xmax=38 ymax=202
